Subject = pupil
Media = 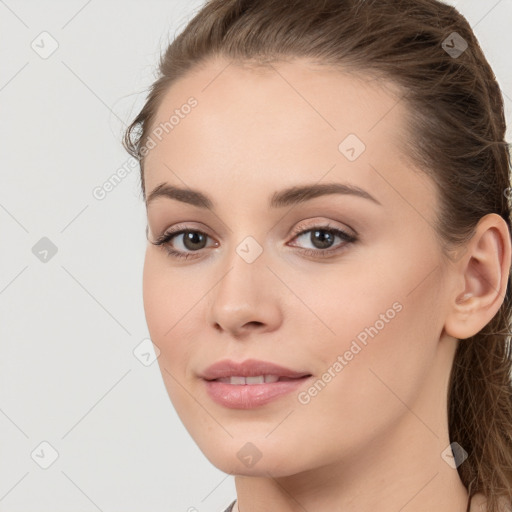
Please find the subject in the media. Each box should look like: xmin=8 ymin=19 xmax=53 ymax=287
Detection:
xmin=184 ymin=231 xmax=206 ymax=250
xmin=312 ymin=229 xmax=333 ymax=249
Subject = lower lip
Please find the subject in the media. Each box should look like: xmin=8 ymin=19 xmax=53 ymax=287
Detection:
xmin=202 ymin=376 xmax=312 ymax=409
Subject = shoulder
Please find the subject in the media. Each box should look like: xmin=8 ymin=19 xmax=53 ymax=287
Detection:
xmin=471 ymin=493 xmax=488 ymax=512
xmin=470 ymin=493 xmax=512 ymax=512
xmin=221 ymin=499 xmax=237 ymax=512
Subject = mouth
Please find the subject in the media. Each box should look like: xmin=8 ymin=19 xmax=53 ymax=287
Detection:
xmin=199 ymin=358 xmax=311 ymax=381
xmin=205 ymin=375 xmax=312 ymax=384
xmin=198 ymin=359 xmax=313 ymax=408
xmin=201 ymin=373 xmax=313 ymax=409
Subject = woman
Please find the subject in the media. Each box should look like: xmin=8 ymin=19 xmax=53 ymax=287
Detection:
xmin=123 ymin=1 xmax=512 ymax=511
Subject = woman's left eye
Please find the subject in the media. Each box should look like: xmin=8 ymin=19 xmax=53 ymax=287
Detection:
xmin=151 ymin=223 xmax=357 ymax=260
xmin=288 ymin=224 xmax=357 ymax=257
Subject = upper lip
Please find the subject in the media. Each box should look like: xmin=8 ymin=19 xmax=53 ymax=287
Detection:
xmin=199 ymin=358 xmax=311 ymax=381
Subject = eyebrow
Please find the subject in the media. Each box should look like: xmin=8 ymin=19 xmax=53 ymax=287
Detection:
xmin=145 ymin=181 xmax=382 ymax=209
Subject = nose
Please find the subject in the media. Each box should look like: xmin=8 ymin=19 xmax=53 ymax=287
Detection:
xmin=207 ymin=249 xmax=283 ymax=338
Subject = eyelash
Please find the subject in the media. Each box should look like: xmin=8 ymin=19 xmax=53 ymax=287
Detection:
xmin=150 ymin=222 xmax=357 ymax=261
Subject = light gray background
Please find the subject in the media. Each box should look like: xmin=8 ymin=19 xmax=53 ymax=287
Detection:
xmin=0 ymin=1 xmax=511 ymax=511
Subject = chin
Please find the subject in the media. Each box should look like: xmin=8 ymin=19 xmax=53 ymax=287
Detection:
xmin=197 ymin=439 xmax=306 ymax=477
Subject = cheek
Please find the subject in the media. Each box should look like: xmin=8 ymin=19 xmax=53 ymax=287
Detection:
xmin=142 ymin=249 xmax=199 ymax=334
xmin=142 ymin=251 xmax=195 ymax=369
xmin=289 ymin=294 xmax=439 ymax=467
xmin=142 ymin=251 xmax=172 ymax=339
xmin=142 ymin=252 xmax=202 ymax=416
xmin=306 ymin=257 xmax=443 ymax=433
xmin=306 ymin=238 xmax=440 ymax=377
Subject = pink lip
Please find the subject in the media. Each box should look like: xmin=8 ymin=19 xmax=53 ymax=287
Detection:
xmin=199 ymin=358 xmax=312 ymax=409
xmin=203 ymin=377 xmax=312 ymax=409
xmin=199 ymin=358 xmax=311 ymax=380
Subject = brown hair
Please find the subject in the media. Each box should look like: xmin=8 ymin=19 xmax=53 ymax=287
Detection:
xmin=122 ymin=1 xmax=512 ymax=509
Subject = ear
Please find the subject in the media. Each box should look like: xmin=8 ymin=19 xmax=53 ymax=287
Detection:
xmin=444 ymin=213 xmax=511 ymax=340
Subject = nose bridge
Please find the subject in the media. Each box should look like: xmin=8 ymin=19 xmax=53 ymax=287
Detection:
xmin=208 ymin=233 xmax=280 ymax=333
xmin=215 ymin=234 xmax=267 ymax=309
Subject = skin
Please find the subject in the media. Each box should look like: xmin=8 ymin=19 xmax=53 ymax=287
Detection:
xmin=141 ymin=56 xmax=511 ymax=512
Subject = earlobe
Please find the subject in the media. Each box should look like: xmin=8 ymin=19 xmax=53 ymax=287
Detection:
xmin=444 ymin=213 xmax=511 ymax=340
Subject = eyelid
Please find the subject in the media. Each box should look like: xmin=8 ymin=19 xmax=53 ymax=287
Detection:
xmin=289 ymin=219 xmax=356 ymax=240
xmin=152 ymin=222 xmax=213 ymax=244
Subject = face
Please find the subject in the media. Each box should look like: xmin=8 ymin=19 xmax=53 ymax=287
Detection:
xmin=142 ymin=56 xmax=456 ymax=477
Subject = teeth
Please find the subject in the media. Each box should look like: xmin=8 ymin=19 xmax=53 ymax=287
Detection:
xmin=216 ymin=375 xmax=281 ymax=385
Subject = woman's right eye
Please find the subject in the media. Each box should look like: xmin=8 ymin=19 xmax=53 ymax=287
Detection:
xmin=151 ymin=228 xmax=216 ymax=260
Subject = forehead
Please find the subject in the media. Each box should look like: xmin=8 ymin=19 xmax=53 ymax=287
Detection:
xmin=142 ymin=57 xmax=421 ymax=206
xmin=150 ymin=58 xmax=404 ymax=135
